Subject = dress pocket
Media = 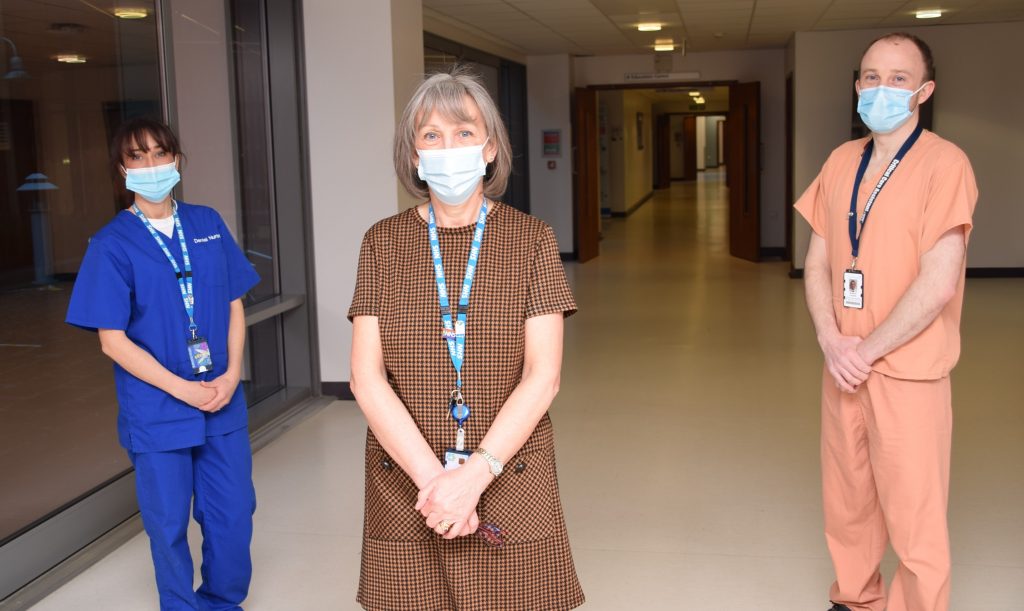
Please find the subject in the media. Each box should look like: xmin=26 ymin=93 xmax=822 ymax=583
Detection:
xmin=477 ymin=448 xmax=555 ymax=543
xmin=363 ymin=449 xmax=432 ymax=541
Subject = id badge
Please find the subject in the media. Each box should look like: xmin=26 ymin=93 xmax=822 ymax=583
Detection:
xmin=843 ymin=269 xmax=864 ymax=309
xmin=444 ymin=448 xmax=472 ymax=471
xmin=187 ymin=336 xmax=214 ymax=375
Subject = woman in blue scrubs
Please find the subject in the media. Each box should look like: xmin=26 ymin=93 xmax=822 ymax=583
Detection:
xmin=66 ymin=118 xmax=260 ymax=610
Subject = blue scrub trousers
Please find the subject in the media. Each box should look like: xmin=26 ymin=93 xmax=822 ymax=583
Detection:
xmin=129 ymin=427 xmax=256 ymax=611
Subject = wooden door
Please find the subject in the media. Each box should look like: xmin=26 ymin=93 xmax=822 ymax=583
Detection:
xmin=654 ymin=114 xmax=671 ymax=189
xmin=785 ymin=73 xmax=794 ymax=264
xmin=572 ymin=88 xmax=599 ymax=262
xmin=0 ymin=100 xmax=38 ymax=287
xmin=682 ymin=115 xmax=697 ymax=181
xmin=726 ymin=82 xmax=761 ymax=262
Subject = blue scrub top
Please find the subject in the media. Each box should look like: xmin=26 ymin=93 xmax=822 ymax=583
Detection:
xmin=66 ymin=202 xmax=260 ymax=453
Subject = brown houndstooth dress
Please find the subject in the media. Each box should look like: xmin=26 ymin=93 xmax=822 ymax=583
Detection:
xmin=348 ymin=202 xmax=585 ymax=611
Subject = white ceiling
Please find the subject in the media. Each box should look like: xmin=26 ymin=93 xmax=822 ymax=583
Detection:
xmin=423 ymin=0 xmax=1024 ymax=55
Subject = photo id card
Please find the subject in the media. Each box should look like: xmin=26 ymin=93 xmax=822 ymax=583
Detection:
xmin=843 ymin=270 xmax=864 ymax=309
xmin=444 ymin=448 xmax=472 ymax=471
xmin=187 ymin=336 xmax=214 ymax=375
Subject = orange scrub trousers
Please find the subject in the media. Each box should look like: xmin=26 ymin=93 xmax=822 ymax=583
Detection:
xmin=795 ymin=129 xmax=977 ymax=611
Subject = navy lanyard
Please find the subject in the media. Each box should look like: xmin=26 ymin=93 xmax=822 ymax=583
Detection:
xmin=428 ymin=199 xmax=488 ymax=391
xmin=848 ymin=123 xmax=923 ymax=268
xmin=131 ymin=203 xmax=199 ymax=336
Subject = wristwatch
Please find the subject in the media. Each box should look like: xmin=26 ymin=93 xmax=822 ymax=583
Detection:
xmin=475 ymin=447 xmax=504 ymax=477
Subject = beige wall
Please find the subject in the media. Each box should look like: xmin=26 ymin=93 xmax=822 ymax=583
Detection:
xmin=599 ymin=90 xmax=654 ymax=215
xmin=599 ymin=90 xmax=625 ymax=214
xmin=622 ymin=90 xmax=654 ymax=212
xmin=792 ymin=22 xmax=1024 ymax=269
xmin=696 ymin=116 xmax=707 ymax=171
xmin=391 ymin=0 xmax=424 ymax=211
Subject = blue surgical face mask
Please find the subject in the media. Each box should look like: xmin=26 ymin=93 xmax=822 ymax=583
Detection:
xmin=124 ymin=160 xmax=180 ymax=204
xmin=416 ymin=140 xmax=488 ymax=206
xmin=857 ymin=83 xmax=927 ymax=134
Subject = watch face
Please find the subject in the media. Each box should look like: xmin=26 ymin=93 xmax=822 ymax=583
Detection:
xmin=492 ymin=462 xmax=503 ymax=475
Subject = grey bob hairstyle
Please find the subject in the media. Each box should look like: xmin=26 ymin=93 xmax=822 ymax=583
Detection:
xmin=394 ymin=66 xmax=513 ymax=201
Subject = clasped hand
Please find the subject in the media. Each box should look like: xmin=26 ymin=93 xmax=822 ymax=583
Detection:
xmin=416 ymin=464 xmax=490 ymax=539
xmin=176 ymin=373 xmax=240 ymax=412
xmin=821 ymin=333 xmax=874 ymax=393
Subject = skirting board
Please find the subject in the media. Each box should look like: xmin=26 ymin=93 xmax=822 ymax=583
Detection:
xmin=322 ymin=382 xmax=355 ymax=401
xmin=609 ymin=191 xmax=655 ymax=218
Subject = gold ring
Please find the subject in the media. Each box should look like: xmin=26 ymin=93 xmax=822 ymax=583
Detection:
xmin=437 ymin=520 xmax=454 ymax=534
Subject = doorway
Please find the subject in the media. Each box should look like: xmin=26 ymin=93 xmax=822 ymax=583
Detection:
xmin=573 ymin=82 xmax=761 ymax=262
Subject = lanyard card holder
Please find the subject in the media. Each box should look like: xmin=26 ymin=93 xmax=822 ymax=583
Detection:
xmin=444 ymin=394 xmax=471 ymax=471
xmin=843 ymin=269 xmax=864 ymax=309
xmin=187 ymin=335 xmax=214 ymax=374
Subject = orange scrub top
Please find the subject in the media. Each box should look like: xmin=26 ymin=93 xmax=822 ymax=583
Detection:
xmin=795 ymin=129 xmax=978 ymax=381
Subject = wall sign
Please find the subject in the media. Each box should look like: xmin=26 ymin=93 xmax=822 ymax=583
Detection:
xmin=542 ymin=129 xmax=561 ymax=157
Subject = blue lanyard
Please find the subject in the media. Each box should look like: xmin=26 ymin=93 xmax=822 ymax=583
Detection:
xmin=428 ymin=199 xmax=488 ymax=390
xmin=848 ymin=123 xmax=923 ymax=267
xmin=131 ymin=203 xmax=199 ymax=336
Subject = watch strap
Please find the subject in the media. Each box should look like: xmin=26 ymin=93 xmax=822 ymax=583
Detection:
xmin=475 ymin=447 xmax=503 ymax=477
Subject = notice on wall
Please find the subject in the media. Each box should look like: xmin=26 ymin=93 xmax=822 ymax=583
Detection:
xmin=542 ymin=129 xmax=561 ymax=157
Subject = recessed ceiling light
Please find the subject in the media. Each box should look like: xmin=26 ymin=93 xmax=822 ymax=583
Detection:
xmin=915 ymin=9 xmax=942 ymax=19
xmin=637 ymin=23 xmax=662 ymax=32
xmin=654 ymin=44 xmax=674 ymax=52
xmin=688 ymin=91 xmax=701 ymax=97
xmin=54 ymin=54 xmax=87 ymax=64
xmin=114 ymin=8 xmax=148 ymax=19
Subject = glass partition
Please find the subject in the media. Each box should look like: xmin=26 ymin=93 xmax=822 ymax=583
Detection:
xmin=0 ymin=0 xmax=161 ymax=546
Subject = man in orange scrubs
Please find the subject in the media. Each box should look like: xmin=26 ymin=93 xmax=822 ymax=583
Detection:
xmin=795 ymin=33 xmax=977 ymax=611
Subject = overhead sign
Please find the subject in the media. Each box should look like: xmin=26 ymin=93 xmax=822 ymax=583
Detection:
xmin=623 ymin=71 xmax=701 ymax=82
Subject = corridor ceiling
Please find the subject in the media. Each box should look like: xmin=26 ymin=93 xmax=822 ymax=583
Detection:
xmin=423 ymin=0 xmax=1024 ymax=55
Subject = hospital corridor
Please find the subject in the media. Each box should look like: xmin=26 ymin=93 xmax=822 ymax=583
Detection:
xmin=3 ymin=2 xmax=1024 ymax=609
xmin=26 ymin=171 xmax=1024 ymax=610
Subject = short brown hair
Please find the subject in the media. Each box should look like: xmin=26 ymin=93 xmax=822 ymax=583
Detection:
xmin=394 ymin=66 xmax=512 ymax=201
xmin=863 ymin=32 xmax=935 ymax=82
xmin=109 ymin=118 xmax=184 ymax=206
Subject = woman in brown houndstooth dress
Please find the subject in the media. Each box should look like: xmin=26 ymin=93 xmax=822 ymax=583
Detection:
xmin=347 ymin=67 xmax=585 ymax=610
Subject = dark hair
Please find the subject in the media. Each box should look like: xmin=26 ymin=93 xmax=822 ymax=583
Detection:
xmin=108 ymin=118 xmax=184 ymax=206
xmin=863 ymin=32 xmax=935 ymax=82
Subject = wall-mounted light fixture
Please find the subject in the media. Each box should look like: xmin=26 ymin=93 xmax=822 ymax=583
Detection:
xmin=0 ymin=37 xmax=28 ymax=79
